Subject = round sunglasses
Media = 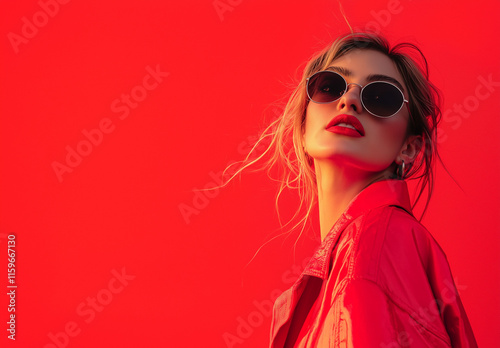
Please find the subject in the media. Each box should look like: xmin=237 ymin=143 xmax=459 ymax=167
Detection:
xmin=306 ymin=70 xmax=409 ymax=118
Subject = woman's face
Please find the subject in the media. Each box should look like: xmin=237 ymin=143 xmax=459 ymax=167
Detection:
xmin=302 ymin=49 xmax=412 ymax=176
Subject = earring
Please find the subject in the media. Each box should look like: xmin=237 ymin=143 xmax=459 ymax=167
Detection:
xmin=399 ymin=160 xmax=406 ymax=179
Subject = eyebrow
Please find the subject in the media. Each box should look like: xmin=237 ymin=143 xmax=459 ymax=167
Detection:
xmin=325 ymin=66 xmax=406 ymax=93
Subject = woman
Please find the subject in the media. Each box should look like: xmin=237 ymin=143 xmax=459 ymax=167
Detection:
xmin=223 ymin=32 xmax=478 ymax=347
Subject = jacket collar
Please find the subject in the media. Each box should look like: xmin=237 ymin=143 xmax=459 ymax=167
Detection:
xmin=302 ymin=179 xmax=413 ymax=280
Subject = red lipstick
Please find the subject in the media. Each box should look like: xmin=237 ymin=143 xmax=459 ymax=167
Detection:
xmin=326 ymin=114 xmax=365 ymax=137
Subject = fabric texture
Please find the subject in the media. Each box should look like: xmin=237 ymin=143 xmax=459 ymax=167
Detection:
xmin=269 ymin=179 xmax=477 ymax=348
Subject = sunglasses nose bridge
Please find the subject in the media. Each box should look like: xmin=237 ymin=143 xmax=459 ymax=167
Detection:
xmin=337 ymin=82 xmax=364 ymax=114
xmin=343 ymin=82 xmax=363 ymax=96
xmin=346 ymin=82 xmax=363 ymax=90
xmin=339 ymin=82 xmax=363 ymax=102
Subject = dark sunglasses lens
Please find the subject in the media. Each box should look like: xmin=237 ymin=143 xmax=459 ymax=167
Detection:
xmin=307 ymin=72 xmax=346 ymax=103
xmin=362 ymin=82 xmax=404 ymax=117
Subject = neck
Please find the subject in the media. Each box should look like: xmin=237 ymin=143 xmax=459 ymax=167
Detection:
xmin=315 ymin=160 xmax=391 ymax=241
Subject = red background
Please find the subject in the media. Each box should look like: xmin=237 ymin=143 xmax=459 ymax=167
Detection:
xmin=1 ymin=0 xmax=499 ymax=347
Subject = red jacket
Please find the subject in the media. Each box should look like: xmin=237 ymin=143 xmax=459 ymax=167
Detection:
xmin=269 ymin=179 xmax=477 ymax=347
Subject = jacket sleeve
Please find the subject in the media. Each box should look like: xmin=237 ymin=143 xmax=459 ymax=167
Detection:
xmin=331 ymin=208 xmax=478 ymax=348
xmin=334 ymin=278 xmax=476 ymax=348
xmin=415 ymin=227 xmax=478 ymax=348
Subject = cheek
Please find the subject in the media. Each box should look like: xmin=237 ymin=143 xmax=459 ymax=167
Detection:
xmin=371 ymin=117 xmax=408 ymax=155
xmin=303 ymin=103 xmax=334 ymax=142
xmin=303 ymin=105 xmax=320 ymax=144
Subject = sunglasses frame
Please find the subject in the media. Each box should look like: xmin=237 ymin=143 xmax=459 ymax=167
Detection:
xmin=306 ymin=70 xmax=409 ymax=118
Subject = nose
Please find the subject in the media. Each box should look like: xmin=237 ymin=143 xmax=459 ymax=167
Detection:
xmin=337 ymin=83 xmax=363 ymax=114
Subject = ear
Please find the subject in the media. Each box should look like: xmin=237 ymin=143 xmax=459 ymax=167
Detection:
xmin=398 ymin=135 xmax=422 ymax=165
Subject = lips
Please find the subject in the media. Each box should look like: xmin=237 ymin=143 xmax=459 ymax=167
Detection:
xmin=326 ymin=114 xmax=365 ymax=137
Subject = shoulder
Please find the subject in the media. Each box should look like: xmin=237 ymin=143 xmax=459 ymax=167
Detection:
xmin=382 ymin=206 xmax=448 ymax=268
xmin=353 ymin=205 xmax=448 ymax=283
xmin=366 ymin=205 xmax=445 ymax=258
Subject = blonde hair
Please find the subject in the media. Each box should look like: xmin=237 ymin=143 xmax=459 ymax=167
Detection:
xmin=220 ymin=32 xmax=443 ymax=240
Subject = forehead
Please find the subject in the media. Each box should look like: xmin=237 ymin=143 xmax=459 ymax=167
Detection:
xmin=328 ymin=49 xmax=406 ymax=91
